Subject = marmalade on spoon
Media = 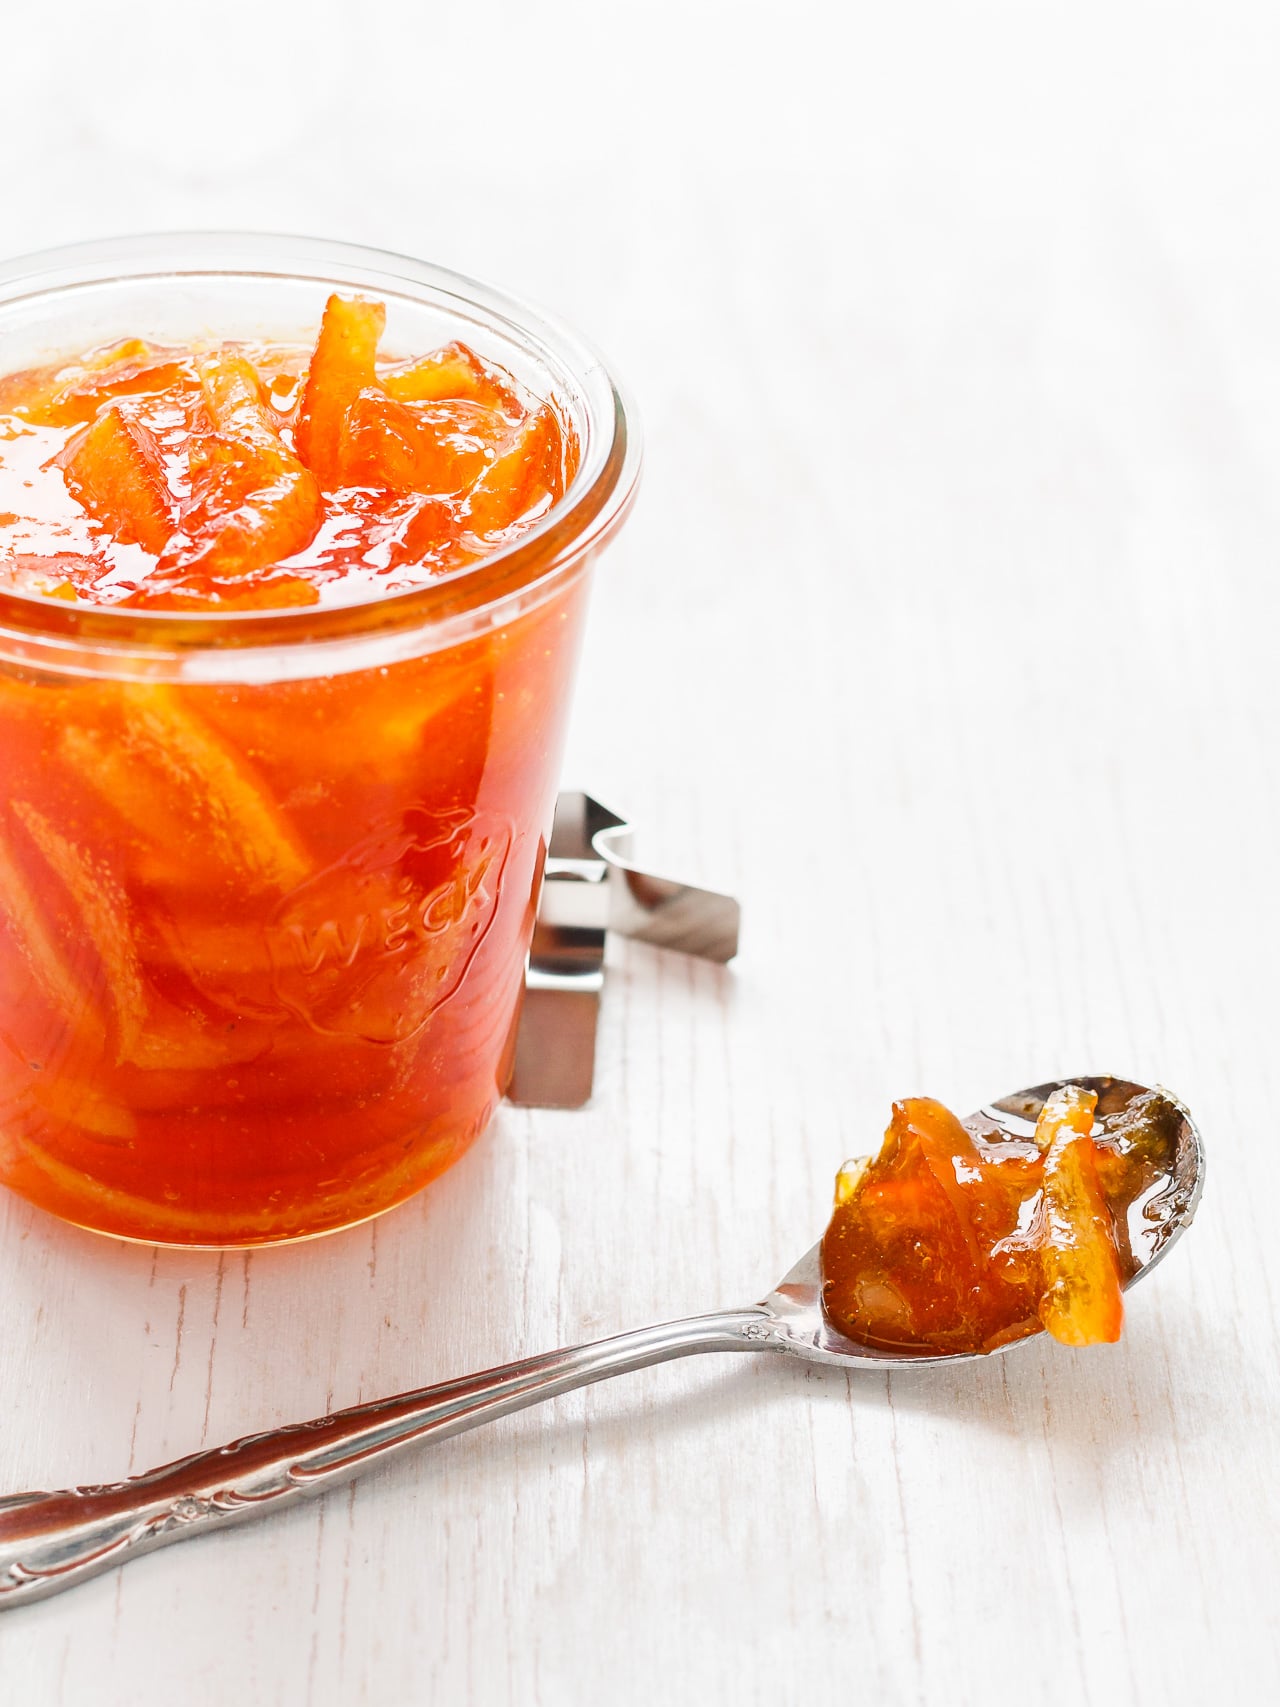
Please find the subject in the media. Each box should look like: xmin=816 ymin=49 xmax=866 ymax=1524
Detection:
xmin=821 ymin=1085 xmax=1181 ymax=1354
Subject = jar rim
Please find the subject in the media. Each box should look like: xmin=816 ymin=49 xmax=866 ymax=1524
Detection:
xmin=0 ymin=232 xmax=641 ymax=653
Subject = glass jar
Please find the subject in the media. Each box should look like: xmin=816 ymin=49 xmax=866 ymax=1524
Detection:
xmin=0 ymin=234 xmax=639 ymax=1246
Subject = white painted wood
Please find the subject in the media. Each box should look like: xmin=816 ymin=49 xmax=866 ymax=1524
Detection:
xmin=2 ymin=2 xmax=1278 ymax=1700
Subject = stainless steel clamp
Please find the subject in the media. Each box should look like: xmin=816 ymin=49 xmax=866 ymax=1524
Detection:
xmin=508 ymin=793 xmax=741 ymax=1108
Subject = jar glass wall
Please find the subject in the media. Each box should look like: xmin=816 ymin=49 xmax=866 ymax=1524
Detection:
xmin=0 ymin=235 xmax=639 ymax=1246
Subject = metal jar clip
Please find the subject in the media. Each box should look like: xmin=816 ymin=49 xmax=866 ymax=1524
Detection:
xmin=507 ymin=792 xmax=741 ymax=1109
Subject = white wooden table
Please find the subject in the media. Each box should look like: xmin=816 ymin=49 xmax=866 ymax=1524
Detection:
xmin=3 ymin=3 xmax=1279 ymax=1701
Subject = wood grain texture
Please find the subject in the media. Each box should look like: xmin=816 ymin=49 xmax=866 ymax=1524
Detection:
xmin=2 ymin=1 xmax=1279 ymax=1701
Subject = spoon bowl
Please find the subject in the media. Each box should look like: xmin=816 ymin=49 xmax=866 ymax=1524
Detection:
xmin=0 ymin=1075 xmax=1204 ymax=1607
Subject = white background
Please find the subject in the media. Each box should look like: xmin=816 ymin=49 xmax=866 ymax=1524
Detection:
xmin=2 ymin=2 xmax=1279 ymax=1702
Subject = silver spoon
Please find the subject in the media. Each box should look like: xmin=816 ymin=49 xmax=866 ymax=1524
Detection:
xmin=0 ymin=1074 xmax=1203 ymax=1609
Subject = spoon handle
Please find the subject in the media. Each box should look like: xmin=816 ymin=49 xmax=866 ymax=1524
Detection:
xmin=0 ymin=1306 xmax=774 ymax=1609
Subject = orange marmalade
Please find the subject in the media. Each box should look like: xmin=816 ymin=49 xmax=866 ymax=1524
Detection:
xmin=821 ymin=1086 xmax=1181 ymax=1354
xmin=0 ymin=294 xmax=574 ymax=610
xmin=0 ymin=295 xmax=588 ymax=1244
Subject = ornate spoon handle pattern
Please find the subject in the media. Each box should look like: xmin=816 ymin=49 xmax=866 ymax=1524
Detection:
xmin=0 ymin=1308 xmax=774 ymax=1609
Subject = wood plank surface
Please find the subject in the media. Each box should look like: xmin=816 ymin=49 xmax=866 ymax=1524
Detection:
xmin=1 ymin=3 xmax=1278 ymax=1702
